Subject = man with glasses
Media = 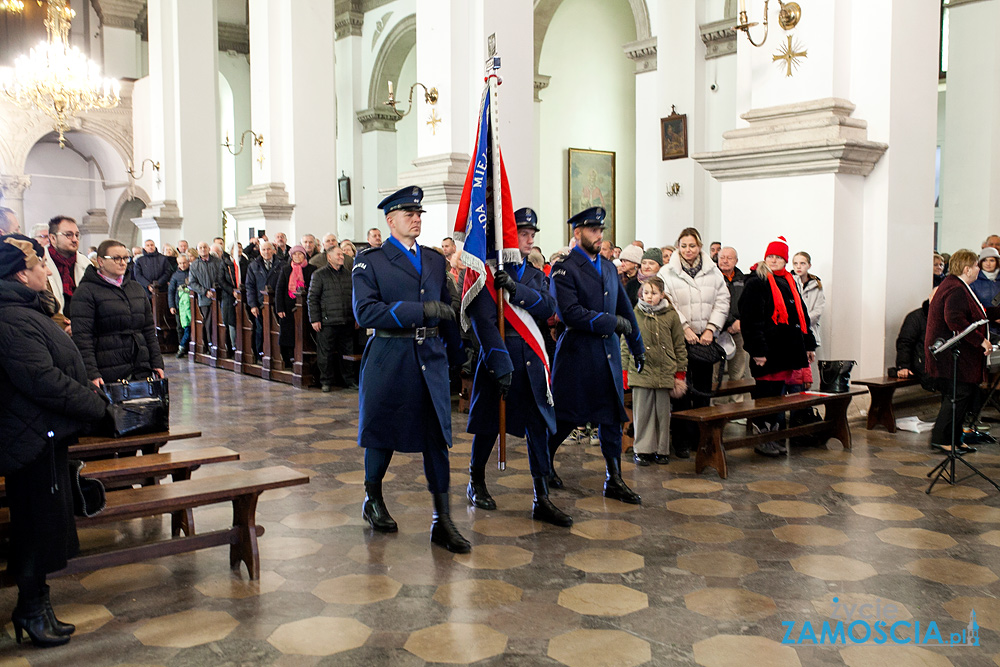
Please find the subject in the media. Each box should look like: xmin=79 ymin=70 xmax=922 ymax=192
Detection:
xmin=44 ymin=216 xmax=91 ymax=314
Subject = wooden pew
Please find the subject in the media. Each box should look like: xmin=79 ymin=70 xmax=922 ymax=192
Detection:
xmin=672 ymin=387 xmax=867 ymax=479
xmin=149 ymin=285 xmax=178 ymax=353
xmin=69 ymin=429 xmax=202 ymax=461
xmin=0 ymin=466 xmax=309 ymax=584
xmin=852 ymin=376 xmax=921 ymax=433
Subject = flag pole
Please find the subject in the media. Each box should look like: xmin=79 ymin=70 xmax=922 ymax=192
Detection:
xmin=486 ymin=34 xmax=506 ymax=472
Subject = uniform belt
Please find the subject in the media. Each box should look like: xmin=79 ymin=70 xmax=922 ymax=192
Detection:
xmin=375 ymin=327 xmax=439 ymax=341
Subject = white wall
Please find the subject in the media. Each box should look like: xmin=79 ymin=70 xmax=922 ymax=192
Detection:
xmin=218 ymin=52 xmax=252 ymax=213
xmin=23 ymin=144 xmax=91 ymax=231
xmin=537 ymin=0 xmax=637 ymax=252
xmin=395 ymin=47 xmax=418 ymax=173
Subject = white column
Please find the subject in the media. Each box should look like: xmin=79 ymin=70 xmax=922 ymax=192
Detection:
xmin=335 ymin=8 xmax=365 ymax=241
xmin=940 ymin=0 xmax=1000 ymax=252
xmin=94 ymin=1 xmax=145 ymax=79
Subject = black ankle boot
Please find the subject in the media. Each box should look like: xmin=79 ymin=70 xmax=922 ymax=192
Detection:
xmin=467 ymin=467 xmax=496 ymax=510
xmin=532 ymin=477 xmax=573 ymax=527
xmin=603 ymin=456 xmax=641 ymax=505
xmin=41 ymin=584 xmax=74 ymax=636
xmin=12 ymin=596 xmax=69 ymax=648
xmin=548 ymin=469 xmax=563 ymax=489
xmin=430 ymin=493 xmax=471 ymax=553
xmin=362 ymin=481 xmax=398 ymax=533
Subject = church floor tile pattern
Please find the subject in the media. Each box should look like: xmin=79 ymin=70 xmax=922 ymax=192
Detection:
xmin=0 ymin=360 xmax=998 ymax=665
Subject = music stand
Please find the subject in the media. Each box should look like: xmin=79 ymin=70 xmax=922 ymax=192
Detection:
xmin=926 ymin=320 xmax=1000 ymax=494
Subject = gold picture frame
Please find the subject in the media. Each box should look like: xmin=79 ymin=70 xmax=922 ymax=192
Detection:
xmin=660 ymin=110 xmax=688 ymax=161
xmin=567 ymin=148 xmax=616 ymax=244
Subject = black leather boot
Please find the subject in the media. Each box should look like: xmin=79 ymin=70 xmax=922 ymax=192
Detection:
xmin=41 ymin=584 xmax=74 ymax=636
xmin=548 ymin=469 xmax=564 ymax=489
xmin=430 ymin=493 xmax=471 ymax=553
xmin=603 ymin=456 xmax=641 ymax=505
xmin=467 ymin=466 xmax=496 ymax=510
xmin=532 ymin=476 xmax=573 ymax=527
xmin=362 ymin=481 xmax=398 ymax=533
xmin=12 ymin=595 xmax=69 ymax=648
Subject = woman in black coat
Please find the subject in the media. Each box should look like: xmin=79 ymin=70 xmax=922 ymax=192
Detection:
xmin=738 ymin=236 xmax=816 ymax=457
xmin=0 ymin=236 xmax=110 ymax=647
xmin=275 ymin=245 xmax=316 ymax=367
xmin=69 ymin=240 xmax=165 ymax=386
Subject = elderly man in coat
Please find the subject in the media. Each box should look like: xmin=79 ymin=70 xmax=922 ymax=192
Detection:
xmin=547 ymin=207 xmax=646 ymax=504
xmin=352 ymin=186 xmax=469 ymax=553
xmin=464 ymin=207 xmax=571 ymax=527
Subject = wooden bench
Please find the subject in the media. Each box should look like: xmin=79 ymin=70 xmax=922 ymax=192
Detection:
xmin=70 ymin=429 xmax=202 ymax=461
xmin=672 ymin=388 xmax=868 ymax=479
xmin=0 ymin=466 xmax=309 ymax=585
xmin=852 ymin=376 xmax=920 ymax=433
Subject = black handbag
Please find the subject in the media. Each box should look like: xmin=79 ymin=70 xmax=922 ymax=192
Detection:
xmin=103 ymin=377 xmax=169 ymax=438
xmin=68 ymin=459 xmax=106 ymax=518
xmin=686 ymin=341 xmax=726 ymax=366
xmin=818 ymin=360 xmax=855 ymax=393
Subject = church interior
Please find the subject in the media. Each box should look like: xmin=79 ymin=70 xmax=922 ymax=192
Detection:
xmin=1 ymin=0 xmax=999 ymax=665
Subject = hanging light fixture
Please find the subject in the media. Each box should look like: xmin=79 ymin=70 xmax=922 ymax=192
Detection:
xmin=0 ymin=0 xmax=26 ymax=14
xmin=1 ymin=0 xmax=120 ymax=148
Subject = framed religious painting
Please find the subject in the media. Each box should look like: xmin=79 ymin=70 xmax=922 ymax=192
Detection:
xmin=660 ymin=108 xmax=688 ymax=160
xmin=567 ymin=148 xmax=616 ymax=244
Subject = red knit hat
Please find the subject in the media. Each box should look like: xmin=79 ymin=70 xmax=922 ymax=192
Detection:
xmin=765 ymin=236 xmax=789 ymax=262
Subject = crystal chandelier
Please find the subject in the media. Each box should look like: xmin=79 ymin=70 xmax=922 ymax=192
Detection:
xmin=0 ymin=0 xmax=26 ymax=14
xmin=1 ymin=0 xmax=120 ymax=148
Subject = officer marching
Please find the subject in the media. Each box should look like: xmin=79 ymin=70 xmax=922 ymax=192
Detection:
xmin=352 ymin=186 xmax=471 ymax=553
xmin=548 ymin=207 xmax=646 ymax=504
xmin=464 ymin=207 xmax=572 ymax=527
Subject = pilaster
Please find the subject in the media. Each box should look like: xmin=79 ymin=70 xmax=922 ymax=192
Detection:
xmin=0 ymin=175 xmax=32 ymax=223
xmin=224 ymin=183 xmax=295 ymax=242
xmin=80 ymin=208 xmax=109 ymax=248
xmin=132 ymin=200 xmax=183 ymax=248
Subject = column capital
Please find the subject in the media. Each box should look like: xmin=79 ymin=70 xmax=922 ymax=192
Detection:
xmin=134 ymin=200 xmax=184 ymax=232
xmin=335 ymin=10 xmax=364 ymax=40
xmin=534 ymin=74 xmax=551 ymax=102
xmin=0 ymin=174 xmax=31 ymax=200
xmin=218 ymin=22 xmax=250 ymax=54
xmin=623 ymin=37 xmax=658 ymax=73
xmin=356 ymin=107 xmax=401 ymax=133
xmin=80 ymin=209 xmax=109 ymax=236
xmin=693 ymin=98 xmax=888 ymax=181
xmin=92 ymin=0 xmax=145 ymax=30
xmin=396 ymin=153 xmax=470 ymax=206
xmin=700 ymin=18 xmax=737 ymax=60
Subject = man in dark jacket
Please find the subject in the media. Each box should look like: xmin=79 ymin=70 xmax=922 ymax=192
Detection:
xmin=896 ymin=289 xmax=934 ymax=387
xmin=245 ymin=241 xmax=282 ymax=362
xmin=168 ymin=253 xmax=191 ymax=358
xmin=188 ymin=241 xmax=233 ymax=352
xmin=308 ymin=245 xmax=355 ymax=391
xmin=133 ymin=239 xmax=174 ymax=296
xmin=718 ymin=246 xmax=749 ymax=390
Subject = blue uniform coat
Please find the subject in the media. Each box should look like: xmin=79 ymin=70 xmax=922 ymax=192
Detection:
xmin=467 ymin=261 xmax=557 ymax=435
xmin=352 ymin=242 xmax=464 ymax=452
xmin=549 ymin=250 xmax=644 ymax=424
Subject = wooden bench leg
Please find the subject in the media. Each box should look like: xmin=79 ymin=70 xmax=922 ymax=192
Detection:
xmin=231 ymin=493 xmax=261 ymax=579
xmin=825 ymin=397 xmax=853 ymax=450
xmin=694 ymin=422 xmax=727 ymax=479
xmin=171 ymin=509 xmax=195 ymax=537
xmin=865 ymin=387 xmax=897 ymax=433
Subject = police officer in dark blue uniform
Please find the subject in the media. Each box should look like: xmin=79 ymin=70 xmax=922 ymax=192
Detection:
xmin=352 ymin=186 xmax=471 ymax=553
xmin=465 ymin=207 xmax=572 ymax=527
xmin=547 ymin=207 xmax=646 ymax=504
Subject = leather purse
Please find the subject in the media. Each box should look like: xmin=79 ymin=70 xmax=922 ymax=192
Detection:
xmin=68 ymin=459 xmax=106 ymax=518
xmin=103 ymin=377 xmax=170 ymax=438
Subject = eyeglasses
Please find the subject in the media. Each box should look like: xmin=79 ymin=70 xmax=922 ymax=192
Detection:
xmin=58 ymin=231 xmax=81 ymax=239
xmin=102 ymin=255 xmax=130 ymax=263
xmin=34 ymin=234 xmax=48 ymax=240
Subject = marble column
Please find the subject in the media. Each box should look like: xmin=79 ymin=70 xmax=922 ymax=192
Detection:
xmin=694 ymin=0 xmax=938 ymax=375
xmin=0 ymin=175 xmax=31 ymax=225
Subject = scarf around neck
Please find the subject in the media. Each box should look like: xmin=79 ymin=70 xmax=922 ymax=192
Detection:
xmin=288 ymin=260 xmax=307 ymax=299
xmin=49 ymin=246 xmax=76 ymax=296
xmin=679 ymin=253 xmax=702 ymax=279
xmin=767 ymin=267 xmax=809 ymax=332
xmin=984 ymin=268 xmax=999 ymax=282
xmin=637 ymin=299 xmax=669 ymax=315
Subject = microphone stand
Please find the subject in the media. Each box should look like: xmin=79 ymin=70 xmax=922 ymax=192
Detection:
xmin=926 ymin=320 xmax=1000 ymax=494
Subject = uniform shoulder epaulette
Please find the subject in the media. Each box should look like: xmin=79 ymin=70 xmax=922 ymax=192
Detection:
xmin=358 ymin=246 xmax=382 ymax=256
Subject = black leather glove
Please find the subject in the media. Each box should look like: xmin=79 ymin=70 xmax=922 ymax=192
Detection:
xmin=614 ymin=315 xmax=632 ymax=336
xmin=635 ymin=354 xmax=646 ymax=374
xmin=493 ymin=270 xmax=516 ymax=295
xmin=495 ymin=372 xmax=512 ymax=399
xmin=423 ymin=300 xmax=456 ymax=322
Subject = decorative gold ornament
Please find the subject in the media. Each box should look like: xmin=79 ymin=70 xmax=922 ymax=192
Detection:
xmin=222 ymin=130 xmax=265 ymax=169
xmin=735 ymin=0 xmax=802 ymax=48
xmin=426 ymin=109 xmax=442 ymax=135
xmin=773 ymin=35 xmax=808 ymax=77
xmin=778 ymin=2 xmax=801 ymax=30
xmin=385 ymin=80 xmax=439 ymax=119
xmin=0 ymin=0 xmax=26 ymax=14
xmin=1 ymin=0 xmax=120 ymax=148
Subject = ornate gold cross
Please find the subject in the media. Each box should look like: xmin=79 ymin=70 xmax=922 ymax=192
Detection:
xmin=773 ymin=35 xmax=807 ymax=77
xmin=427 ymin=109 xmax=442 ymax=135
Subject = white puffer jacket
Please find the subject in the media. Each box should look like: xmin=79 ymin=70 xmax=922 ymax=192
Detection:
xmin=795 ymin=274 xmax=826 ymax=346
xmin=658 ymin=251 xmax=730 ymax=334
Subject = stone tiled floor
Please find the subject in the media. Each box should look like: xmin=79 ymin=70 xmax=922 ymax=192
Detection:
xmin=2 ymin=360 xmax=1000 ymax=666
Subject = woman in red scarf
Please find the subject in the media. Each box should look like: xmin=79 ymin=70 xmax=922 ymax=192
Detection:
xmin=738 ymin=236 xmax=817 ymax=457
xmin=275 ymin=245 xmax=316 ymax=367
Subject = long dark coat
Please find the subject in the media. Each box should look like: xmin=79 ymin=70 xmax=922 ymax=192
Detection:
xmin=275 ymin=263 xmax=316 ymax=349
xmin=0 ymin=280 xmax=109 ymax=575
xmin=352 ymin=242 xmax=464 ymax=452
xmin=467 ymin=261 xmax=557 ymax=436
xmin=738 ymin=270 xmax=816 ymax=378
xmin=925 ymin=275 xmax=1000 ymax=384
xmin=549 ymin=249 xmax=645 ymax=425
xmin=70 ymin=265 xmax=164 ymax=382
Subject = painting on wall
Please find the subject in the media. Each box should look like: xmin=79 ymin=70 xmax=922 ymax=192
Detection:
xmin=660 ymin=108 xmax=688 ymax=161
xmin=567 ymin=148 xmax=616 ymax=244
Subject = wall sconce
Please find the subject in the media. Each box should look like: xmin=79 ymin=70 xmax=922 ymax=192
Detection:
xmin=223 ymin=130 xmax=265 ymax=169
xmin=734 ymin=0 xmax=800 ymax=47
xmin=385 ymin=80 xmax=439 ymax=119
xmin=126 ymin=158 xmax=161 ymax=185
xmin=666 ymin=183 xmax=681 ymax=197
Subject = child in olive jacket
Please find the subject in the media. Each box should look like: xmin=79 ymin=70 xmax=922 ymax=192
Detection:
xmin=621 ymin=277 xmax=688 ymax=464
